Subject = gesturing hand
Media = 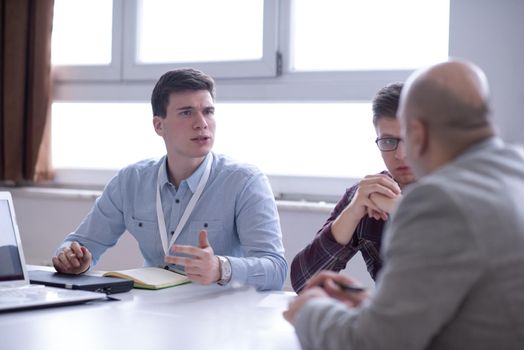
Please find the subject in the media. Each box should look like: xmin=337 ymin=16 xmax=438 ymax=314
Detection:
xmin=165 ymin=230 xmax=221 ymax=285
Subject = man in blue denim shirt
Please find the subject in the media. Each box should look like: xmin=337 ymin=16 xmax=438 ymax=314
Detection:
xmin=52 ymin=68 xmax=287 ymax=291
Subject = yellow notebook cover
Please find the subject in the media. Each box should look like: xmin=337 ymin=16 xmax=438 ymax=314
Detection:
xmin=103 ymin=267 xmax=190 ymax=290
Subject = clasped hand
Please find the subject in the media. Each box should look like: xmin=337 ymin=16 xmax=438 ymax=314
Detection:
xmin=350 ymin=174 xmax=401 ymax=221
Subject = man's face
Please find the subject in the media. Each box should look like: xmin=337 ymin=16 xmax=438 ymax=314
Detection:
xmin=153 ymin=90 xmax=216 ymax=162
xmin=375 ymin=116 xmax=416 ymax=188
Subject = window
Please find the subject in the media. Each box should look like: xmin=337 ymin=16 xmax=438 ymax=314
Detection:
xmin=52 ymin=0 xmax=113 ymax=66
xmin=292 ymin=0 xmax=449 ymax=71
xmin=52 ymin=102 xmax=381 ymax=177
xmin=136 ymin=0 xmax=264 ymax=63
xmin=125 ymin=0 xmax=278 ymax=79
xmin=52 ymin=0 xmax=120 ymax=81
xmin=51 ymin=0 xmax=450 ymax=199
xmin=51 ymin=103 xmax=164 ymax=170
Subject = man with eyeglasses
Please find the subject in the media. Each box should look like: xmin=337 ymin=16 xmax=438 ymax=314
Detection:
xmin=290 ymin=83 xmax=416 ymax=293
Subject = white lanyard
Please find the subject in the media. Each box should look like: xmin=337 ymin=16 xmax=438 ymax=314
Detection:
xmin=156 ymin=154 xmax=213 ymax=255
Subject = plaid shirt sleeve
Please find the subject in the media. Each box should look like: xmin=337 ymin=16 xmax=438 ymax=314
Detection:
xmin=290 ymin=185 xmax=361 ymax=293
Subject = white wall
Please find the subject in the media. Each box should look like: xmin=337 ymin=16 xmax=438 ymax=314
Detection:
xmin=449 ymin=0 xmax=524 ymax=144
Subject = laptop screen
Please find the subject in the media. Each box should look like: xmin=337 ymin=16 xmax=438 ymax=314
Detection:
xmin=0 ymin=199 xmax=24 ymax=282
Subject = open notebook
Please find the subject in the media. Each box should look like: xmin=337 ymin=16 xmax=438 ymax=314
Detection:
xmin=0 ymin=191 xmax=106 ymax=312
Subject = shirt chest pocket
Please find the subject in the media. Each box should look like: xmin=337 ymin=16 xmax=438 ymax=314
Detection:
xmin=128 ymin=216 xmax=158 ymax=237
xmin=188 ymin=220 xmax=226 ymax=249
xmin=189 ymin=220 xmax=223 ymax=234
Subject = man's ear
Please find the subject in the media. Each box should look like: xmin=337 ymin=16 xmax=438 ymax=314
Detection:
xmin=410 ymin=118 xmax=429 ymax=157
xmin=153 ymin=116 xmax=163 ymax=136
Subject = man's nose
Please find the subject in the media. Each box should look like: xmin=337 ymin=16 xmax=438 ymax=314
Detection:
xmin=395 ymin=140 xmax=406 ymax=160
xmin=193 ymin=111 xmax=208 ymax=129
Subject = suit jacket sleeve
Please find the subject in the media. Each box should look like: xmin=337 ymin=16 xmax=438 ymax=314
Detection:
xmin=293 ymin=183 xmax=484 ymax=350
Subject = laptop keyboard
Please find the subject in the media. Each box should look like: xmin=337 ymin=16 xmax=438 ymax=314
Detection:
xmin=0 ymin=285 xmax=56 ymax=303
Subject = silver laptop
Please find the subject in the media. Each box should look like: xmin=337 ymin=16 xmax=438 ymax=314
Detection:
xmin=0 ymin=191 xmax=106 ymax=312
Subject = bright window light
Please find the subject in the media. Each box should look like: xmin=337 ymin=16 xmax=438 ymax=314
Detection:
xmin=51 ymin=103 xmax=165 ymax=169
xmin=216 ymin=103 xmax=383 ymax=177
xmin=136 ymin=0 xmax=264 ymax=63
xmin=52 ymin=102 xmax=385 ymax=178
xmin=51 ymin=0 xmax=113 ymax=65
xmin=292 ymin=0 xmax=450 ymax=71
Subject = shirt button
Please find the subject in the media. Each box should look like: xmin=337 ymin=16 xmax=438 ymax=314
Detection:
xmin=170 ymin=231 xmax=174 ymax=235
xmin=175 ymin=199 xmax=180 ymax=204
xmin=138 ymin=222 xmax=143 ymax=227
xmin=204 ymin=223 xmax=208 ymax=228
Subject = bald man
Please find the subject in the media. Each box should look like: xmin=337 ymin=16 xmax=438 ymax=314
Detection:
xmin=284 ymin=60 xmax=524 ymax=350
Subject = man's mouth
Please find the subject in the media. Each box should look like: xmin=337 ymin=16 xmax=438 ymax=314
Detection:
xmin=191 ymin=135 xmax=211 ymax=141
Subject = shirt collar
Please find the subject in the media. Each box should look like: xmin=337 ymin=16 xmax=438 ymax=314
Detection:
xmin=160 ymin=152 xmax=213 ymax=193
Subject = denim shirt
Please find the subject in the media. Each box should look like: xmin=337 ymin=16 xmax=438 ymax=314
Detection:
xmin=60 ymin=152 xmax=288 ymax=291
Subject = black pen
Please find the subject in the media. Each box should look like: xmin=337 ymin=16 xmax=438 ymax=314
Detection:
xmin=332 ymin=280 xmax=365 ymax=293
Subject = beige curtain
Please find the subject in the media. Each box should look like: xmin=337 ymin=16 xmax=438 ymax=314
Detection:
xmin=0 ymin=0 xmax=54 ymax=184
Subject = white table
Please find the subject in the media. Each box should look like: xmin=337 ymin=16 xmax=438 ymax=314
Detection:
xmin=0 ymin=269 xmax=300 ymax=350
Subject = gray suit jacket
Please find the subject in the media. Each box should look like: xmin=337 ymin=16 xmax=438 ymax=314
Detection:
xmin=294 ymin=137 xmax=524 ymax=350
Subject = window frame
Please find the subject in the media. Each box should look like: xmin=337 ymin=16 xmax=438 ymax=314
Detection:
xmin=53 ymin=0 xmax=280 ymax=82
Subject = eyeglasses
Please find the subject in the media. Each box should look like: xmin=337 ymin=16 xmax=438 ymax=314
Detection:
xmin=375 ymin=137 xmax=403 ymax=152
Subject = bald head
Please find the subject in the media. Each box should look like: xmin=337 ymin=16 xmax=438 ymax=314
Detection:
xmin=398 ymin=60 xmax=495 ymax=175
xmin=402 ymin=59 xmax=492 ymax=129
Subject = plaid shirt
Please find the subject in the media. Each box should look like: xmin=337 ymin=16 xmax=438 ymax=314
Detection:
xmin=290 ymin=172 xmax=389 ymax=293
